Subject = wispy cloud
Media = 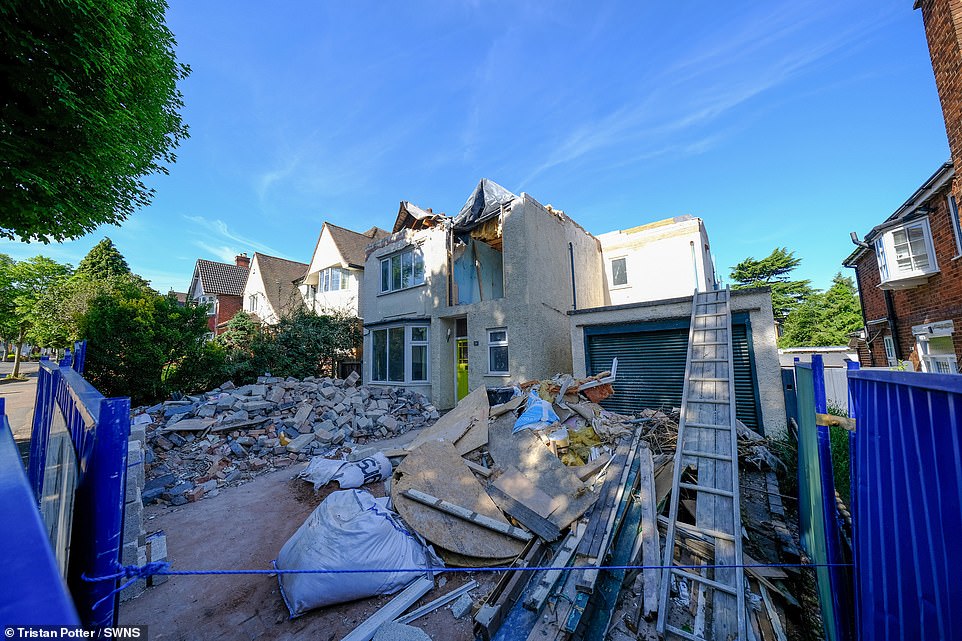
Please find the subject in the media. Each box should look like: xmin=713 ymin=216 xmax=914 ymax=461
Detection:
xmin=183 ymin=215 xmax=287 ymax=258
xmin=519 ymin=3 xmax=892 ymax=186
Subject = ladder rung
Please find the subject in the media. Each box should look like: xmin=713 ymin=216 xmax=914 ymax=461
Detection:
xmin=696 ymin=312 xmax=727 ymax=317
xmin=685 ymin=422 xmax=730 ymax=430
xmin=673 ymin=521 xmax=737 ymax=542
xmin=679 ymin=481 xmax=734 ymax=498
xmin=681 ymin=449 xmax=734 ymax=462
xmin=691 ymin=358 xmax=727 ymax=363
xmin=665 ymin=624 xmax=707 ymax=641
xmin=693 ymin=341 xmax=727 ymax=345
xmin=688 ymin=377 xmax=728 ymax=382
xmin=687 ymin=398 xmax=730 ymax=405
xmin=671 ymin=568 xmax=737 ymax=594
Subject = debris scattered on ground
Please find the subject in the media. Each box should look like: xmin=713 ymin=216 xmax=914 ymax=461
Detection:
xmin=133 ymin=375 xmax=437 ymax=505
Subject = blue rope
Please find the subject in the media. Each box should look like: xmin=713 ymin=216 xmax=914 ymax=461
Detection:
xmin=83 ymin=559 xmax=852 ymax=607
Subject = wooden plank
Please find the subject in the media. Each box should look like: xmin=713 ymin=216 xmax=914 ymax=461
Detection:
xmin=570 ymin=453 xmax=611 ymax=481
xmin=636 ymin=443 xmax=660 ymax=620
xmin=463 ymin=459 xmax=492 ymax=478
xmin=485 ymin=484 xmax=561 ymax=542
xmin=340 ymin=576 xmax=434 ymax=641
xmin=523 ymin=520 xmax=587 ymax=611
xmin=402 ymin=489 xmax=533 ymax=542
xmin=393 ymin=440 xmax=525 ymax=561
xmin=395 ymin=580 xmax=478 ymax=624
xmin=760 ymin=583 xmax=789 ymax=641
xmin=816 ymin=412 xmax=856 ymax=431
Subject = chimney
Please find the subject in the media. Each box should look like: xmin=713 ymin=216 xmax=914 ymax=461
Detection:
xmin=235 ymin=253 xmax=250 ymax=268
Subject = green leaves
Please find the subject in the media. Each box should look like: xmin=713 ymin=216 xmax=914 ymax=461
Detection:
xmin=779 ymin=273 xmax=862 ymax=348
xmin=0 ymin=0 xmax=189 ymax=242
xmin=730 ymin=247 xmax=814 ymax=321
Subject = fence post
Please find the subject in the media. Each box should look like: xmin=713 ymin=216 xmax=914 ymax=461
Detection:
xmin=67 ymin=395 xmax=131 ymax=627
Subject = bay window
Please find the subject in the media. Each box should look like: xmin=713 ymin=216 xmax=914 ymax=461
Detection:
xmin=874 ymin=218 xmax=938 ymax=288
xmin=371 ymin=324 xmax=430 ymax=383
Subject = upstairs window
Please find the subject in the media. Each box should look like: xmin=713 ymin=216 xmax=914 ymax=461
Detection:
xmin=248 ymin=293 xmax=259 ymax=312
xmin=874 ymin=218 xmax=938 ymax=286
xmin=320 ymin=267 xmax=350 ymax=292
xmin=380 ymin=248 xmax=425 ymax=293
xmin=611 ymin=257 xmax=628 ymax=287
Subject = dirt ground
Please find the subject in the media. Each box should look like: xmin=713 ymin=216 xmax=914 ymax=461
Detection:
xmin=119 ymin=464 xmax=496 ymax=641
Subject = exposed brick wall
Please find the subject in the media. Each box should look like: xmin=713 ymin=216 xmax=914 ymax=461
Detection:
xmin=850 ymin=178 xmax=962 ymax=368
xmin=214 ymin=295 xmax=243 ymax=334
xmin=921 ymin=0 xmax=962 ymax=203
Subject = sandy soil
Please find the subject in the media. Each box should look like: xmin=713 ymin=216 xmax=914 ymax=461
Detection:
xmin=119 ymin=464 xmax=495 ymax=641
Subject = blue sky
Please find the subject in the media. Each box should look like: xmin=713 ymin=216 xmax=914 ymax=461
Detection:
xmin=0 ymin=1 xmax=951 ymax=293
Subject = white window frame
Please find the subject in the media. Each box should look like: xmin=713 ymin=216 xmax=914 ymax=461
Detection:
xmin=883 ymin=335 xmax=898 ymax=367
xmin=487 ymin=327 xmax=509 ymax=375
xmin=379 ymin=247 xmax=425 ymax=294
xmin=949 ymin=195 xmax=962 ymax=258
xmin=610 ymin=256 xmax=629 ymax=288
xmin=248 ymin=293 xmax=259 ymax=312
xmin=320 ymin=266 xmax=350 ymax=293
xmin=370 ymin=324 xmax=430 ymax=384
xmin=914 ymin=322 xmax=958 ymax=374
xmin=874 ymin=218 xmax=939 ymax=285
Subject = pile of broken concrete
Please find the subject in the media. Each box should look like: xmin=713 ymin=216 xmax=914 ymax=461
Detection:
xmin=135 ymin=371 xmax=439 ymax=506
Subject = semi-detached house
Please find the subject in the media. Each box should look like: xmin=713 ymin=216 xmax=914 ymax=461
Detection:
xmin=360 ymin=179 xmax=785 ymax=436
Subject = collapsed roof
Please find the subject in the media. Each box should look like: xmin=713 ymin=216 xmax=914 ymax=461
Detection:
xmin=452 ymin=179 xmax=518 ymax=232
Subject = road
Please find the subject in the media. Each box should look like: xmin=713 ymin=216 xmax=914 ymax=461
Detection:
xmin=0 ymin=360 xmax=39 ymax=447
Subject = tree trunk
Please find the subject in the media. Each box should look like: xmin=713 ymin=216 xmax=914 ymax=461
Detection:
xmin=1 ymin=340 xmax=8 ymax=361
xmin=12 ymin=327 xmax=26 ymax=379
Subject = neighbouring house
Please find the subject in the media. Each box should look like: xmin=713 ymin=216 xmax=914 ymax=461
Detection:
xmin=597 ymin=214 xmax=717 ymax=304
xmin=844 ymin=162 xmax=962 ymax=373
xmin=300 ymin=223 xmax=390 ymax=317
xmin=167 ymin=291 xmax=188 ymax=307
xmin=568 ymin=287 xmax=786 ymax=437
xmin=360 ymin=179 xmax=780 ymax=426
xmin=187 ymin=254 xmax=250 ymax=335
xmin=241 ymin=253 xmax=310 ymax=325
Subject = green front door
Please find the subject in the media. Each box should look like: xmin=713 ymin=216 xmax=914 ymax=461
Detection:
xmin=456 ymin=338 xmax=469 ymax=401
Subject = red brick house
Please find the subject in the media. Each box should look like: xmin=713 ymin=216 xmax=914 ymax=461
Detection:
xmin=844 ymin=162 xmax=962 ymax=373
xmin=187 ymin=254 xmax=251 ymax=335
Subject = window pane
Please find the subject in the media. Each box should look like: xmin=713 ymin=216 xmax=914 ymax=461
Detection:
xmin=490 ymin=345 xmax=508 ymax=373
xmin=388 ymin=327 xmax=405 ymax=382
xmin=381 ymin=260 xmax=389 ymax=292
xmin=341 ymin=269 xmax=350 ymax=290
xmin=411 ymin=345 xmax=427 ymax=381
xmin=489 ymin=330 xmax=506 ymax=343
xmin=392 ymin=255 xmax=402 ymax=291
xmin=331 ymin=268 xmax=340 ymax=291
xmin=612 ymin=258 xmax=628 ymax=286
xmin=411 ymin=326 xmax=427 ymax=342
xmin=401 ymin=251 xmax=413 ymax=288
xmin=908 ymin=226 xmax=929 ymax=270
xmin=413 ymin=251 xmax=425 ymax=285
xmin=372 ymin=330 xmax=387 ymax=381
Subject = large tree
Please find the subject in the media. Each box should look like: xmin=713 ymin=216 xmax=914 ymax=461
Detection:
xmin=730 ymin=247 xmax=814 ymax=321
xmin=75 ymin=238 xmax=131 ymax=279
xmin=0 ymin=0 xmax=189 ymax=243
xmin=780 ymin=273 xmax=863 ymax=348
xmin=2 ymin=256 xmax=73 ymax=378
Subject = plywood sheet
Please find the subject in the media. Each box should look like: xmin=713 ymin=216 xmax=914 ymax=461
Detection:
xmin=487 ymin=414 xmax=597 ymax=531
xmin=392 ymin=440 xmax=524 ymax=561
xmin=405 ymin=385 xmax=489 ymax=455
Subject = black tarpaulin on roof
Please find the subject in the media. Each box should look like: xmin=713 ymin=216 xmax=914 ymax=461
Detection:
xmin=452 ymin=178 xmax=517 ymax=231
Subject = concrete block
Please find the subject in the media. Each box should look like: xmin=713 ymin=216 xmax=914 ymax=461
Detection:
xmin=372 ymin=623 xmax=432 ymax=641
xmin=450 ymin=593 xmax=474 ymax=619
xmin=286 ymin=433 xmax=315 ymax=453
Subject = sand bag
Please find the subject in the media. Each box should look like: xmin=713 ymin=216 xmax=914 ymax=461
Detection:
xmin=299 ymin=453 xmax=392 ymax=490
xmin=275 ymin=489 xmax=442 ymax=616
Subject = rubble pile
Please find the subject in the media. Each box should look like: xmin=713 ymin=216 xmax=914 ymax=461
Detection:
xmin=136 ymin=372 xmax=439 ymax=506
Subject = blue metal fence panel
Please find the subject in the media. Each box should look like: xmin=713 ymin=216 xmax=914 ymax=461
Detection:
xmin=28 ymin=357 xmax=131 ymax=628
xmin=849 ymin=369 xmax=962 ymax=640
xmin=0 ymin=398 xmax=79 ymax=625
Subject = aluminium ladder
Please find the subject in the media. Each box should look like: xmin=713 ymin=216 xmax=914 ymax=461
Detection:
xmin=656 ymin=287 xmax=747 ymax=640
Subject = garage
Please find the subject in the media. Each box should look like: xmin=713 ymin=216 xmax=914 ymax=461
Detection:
xmin=583 ymin=313 xmax=762 ymax=431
